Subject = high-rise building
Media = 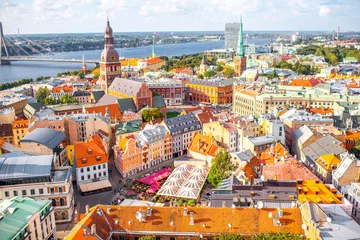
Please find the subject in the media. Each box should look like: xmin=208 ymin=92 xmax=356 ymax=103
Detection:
xmin=225 ymin=22 xmax=239 ymax=49
xmin=234 ymin=17 xmax=246 ymax=77
xmin=99 ymin=16 xmax=121 ymax=93
xmin=152 ymin=35 xmax=156 ymax=58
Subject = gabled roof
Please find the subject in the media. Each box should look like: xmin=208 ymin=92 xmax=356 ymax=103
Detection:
xmin=20 ymin=128 xmax=65 ymax=149
xmin=26 ymin=102 xmax=44 ymax=112
xmin=117 ymin=98 xmax=137 ymax=113
xmin=152 ymin=96 xmax=166 ymax=108
xmin=91 ymin=90 xmax=105 ymax=103
xmin=0 ymin=123 xmax=13 ymax=137
xmin=315 ymin=154 xmax=341 ymax=171
xmin=164 ymin=113 xmax=201 ymax=136
xmin=147 ymin=57 xmax=165 ymax=65
xmin=75 ymin=142 xmax=108 ymax=168
xmin=116 ymin=120 xmax=142 ymax=136
xmin=196 ymin=111 xmax=215 ymax=125
xmin=108 ymin=78 xmax=143 ymax=97
xmin=86 ymin=103 xmax=121 ymax=119
xmin=73 ymin=91 xmax=91 ymax=97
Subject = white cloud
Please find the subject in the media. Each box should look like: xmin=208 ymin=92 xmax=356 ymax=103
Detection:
xmin=319 ymin=5 xmax=331 ymax=16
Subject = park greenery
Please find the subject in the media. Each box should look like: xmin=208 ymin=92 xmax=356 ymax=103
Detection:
xmin=139 ymin=236 xmax=156 ymax=240
xmin=297 ymin=45 xmax=360 ymax=66
xmin=207 ymin=151 xmax=237 ymax=188
xmin=160 ymin=53 xmax=216 ymax=71
xmin=166 ymin=112 xmax=180 ymax=118
xmin=36 ymin=87 xmax=78 ymax=106
xmin=273 ymin=61 xmax=318 ymax=75
xmin=142 ymin=108 xmax=164 ymax=122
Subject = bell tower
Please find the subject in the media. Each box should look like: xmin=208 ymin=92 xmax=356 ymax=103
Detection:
xmin=99 ymin=15 xmax=121 ymax=93
xmin=234 ymin=16 xmax=246 ymax=77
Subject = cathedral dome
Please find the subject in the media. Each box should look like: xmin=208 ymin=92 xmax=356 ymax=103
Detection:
xmin=100 ymin=48 xmax=119 ymax=63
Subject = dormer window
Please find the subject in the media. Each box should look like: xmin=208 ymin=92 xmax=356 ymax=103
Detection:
xmin=82 ymin=158 xmax=87 ymax=164
xmin=88 ymin=149 xmax=92 ymax=154
xmin=96 ymin=156 xmax=101 ymax=161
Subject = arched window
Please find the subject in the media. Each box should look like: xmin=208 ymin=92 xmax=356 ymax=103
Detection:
xmin=61 ymin=212 xmax=67 ymax=220
xmin=54 ymin=213 xmax=58 ymax=220
xmin=60 ymin=198 xmax=65 ymax=206
xmin=52 ymin=199 xmax=56 ymax=207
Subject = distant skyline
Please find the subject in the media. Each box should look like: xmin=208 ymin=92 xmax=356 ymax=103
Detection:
xmin=0 ymin=0 xmax=359 ymax=34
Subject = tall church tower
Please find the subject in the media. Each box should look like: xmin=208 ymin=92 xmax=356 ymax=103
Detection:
xmin=199 ymin=55 xmax=207 ymax=74
xmin=151 ymin=35 xmax=156 ymax=59
xmin=99 ymin=16 xmax=121 ymax=93
xmin=234 ymin=17 xmax=246 ymax=77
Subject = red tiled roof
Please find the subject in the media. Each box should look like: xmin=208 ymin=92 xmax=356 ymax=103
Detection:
xmin=262 ymin=158 xmax=320 ymax=181
xmin=75 ymin=142 xmax=108 ymax=168
xmin=196 ymin=112 xmax=215 ymax=125
xmin=147 ymin=57 xmax=165 ymax=65
xmin=52 ymin=85 xmax=73 ymax=93
xmin=289 ymin=78 xmax=322 ymax=87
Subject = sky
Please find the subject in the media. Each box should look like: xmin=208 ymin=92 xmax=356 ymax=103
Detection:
xmin=0 ymin=0 xmax=359 ymax=34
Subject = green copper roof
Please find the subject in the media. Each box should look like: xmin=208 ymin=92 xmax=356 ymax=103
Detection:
xmin=236 ymin=16 xmax=245 ymax=57
xmin=0 ymin=197 xmax=51 ymax=240
xmin=116 ymin=119 xmax=142 ymax=135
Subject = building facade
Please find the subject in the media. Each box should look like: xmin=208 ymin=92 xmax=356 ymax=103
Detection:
xmin=12 ymin=119 xmax=29 ymax=146
xmin=345 ymin=182 xmax=360 ymax=224
xmin=203 ymin=121 xmax=238 ymax=152
xmin=146 ymin=78 xmax=184 ymax=106
xmin=162 ymin=113 xmax=202 ymax=158
xmin=186 ymin=78 xmax=233 ymax=104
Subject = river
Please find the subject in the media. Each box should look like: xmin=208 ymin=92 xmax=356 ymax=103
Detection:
xmin=0 ymin=39 xmax=270 ymax=83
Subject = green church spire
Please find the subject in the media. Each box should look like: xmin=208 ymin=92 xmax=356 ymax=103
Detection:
xmin=152 ymin=35 xmax=156 ymax=58
xmin=236 ymin=16 xmax=245 ymax=57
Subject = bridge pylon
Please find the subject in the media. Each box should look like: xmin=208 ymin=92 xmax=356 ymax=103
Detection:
xmin=0 ymin=22 xmax=10 ymax=65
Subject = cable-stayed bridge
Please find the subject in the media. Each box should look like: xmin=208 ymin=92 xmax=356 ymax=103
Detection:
xmin=0 ymin=22 xmax=99 ymax=66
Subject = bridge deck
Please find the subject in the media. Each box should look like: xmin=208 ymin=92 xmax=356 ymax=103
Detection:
xmin=0 ymin=57 xmax=99 ymax=64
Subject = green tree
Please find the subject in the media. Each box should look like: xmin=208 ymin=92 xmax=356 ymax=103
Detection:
xmin=93 ymin=73 xmax=100 ymax=79
xmin=43 ymin=97 xmax=59 ymax=106
xmin=139 ymin=236 xmax=156 ymax=240
xmin=223 ymin=68 xmax=235 ymax=78
xmin=314 ymin=48 xmax=324 ymax=57
xmin=36 ymin=87 xmax=51 ymax=103
xmin=77 ymin=71 xmax=85 ymax=79
xmin=251 ymin=232 xmax=304 ymax=240
xmin=207 ymin=151 xmax=237 ymax=188
xmin=152 ymin=91 xmax=160 ymax=97
xmin=268 ymin=69 xmax=279 ymax=79
xmin=59 ymin=94 xmax=78 ymax=104
xmin=197 ymin=73 xmax=204 ymax=79
xmin=216 ymin=64 xmax=224 ymax=72
xmin=142 ymin=108 xmax=164 ymax=122
xmin=214 ymin=234 xmax=243 ymax=240
xmin=204 ymin=69 xmax=217 ymax=78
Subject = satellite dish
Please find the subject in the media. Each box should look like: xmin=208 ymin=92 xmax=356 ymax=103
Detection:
xmin=302 ymin=224 xmax=307 ymax=230
xmin=257 ymin=201 xmax=264 ymax=209
xmin=327 ymin=217 xmax=332 ymax=223
xmin=135 ymin=211 xmax=142 ymax=220
xmin=291 ymin=202 xmax=296 ymax=208
xmin=268 ymin=212 xmax=273 ymax=218
xmin=260 ymin=175 xmax=265 ymax=181
xmin=280 ymin=157 xmax=285 ymax=161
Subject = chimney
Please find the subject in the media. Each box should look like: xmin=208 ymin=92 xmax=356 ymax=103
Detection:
xmin=147 ymin=207 xmax=152 ymax=216
xmin=91 ymin=224 xmax=96 ymax=235
xmin=107 ymin=205 xmax=111 ymax=213
xmin=250 ymin=175 xmax=254 ymax=185
xmin=85 ymin=205 xmax=90 ymax=215
xmin=189 ymin=212 xmax=194 ymax=225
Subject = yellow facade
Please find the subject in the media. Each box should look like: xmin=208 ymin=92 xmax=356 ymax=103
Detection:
xmin=67 ymin=145 xmax=75 ymax=165
xmin=12 ymin=119 xmax=29 ymax=146
xmin=203 ymin=122 xmax=232 ymax=150
xmin=186 ymin=82 xmax=233 ymax=105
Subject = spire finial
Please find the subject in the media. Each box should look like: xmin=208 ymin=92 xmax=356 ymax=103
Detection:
xmin=106 ymin=11 xmax=109 ymax=25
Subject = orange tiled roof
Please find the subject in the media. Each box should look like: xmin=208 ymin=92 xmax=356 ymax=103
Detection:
xmin=52 ymin=85 xmax=73 ymax=93
xmin=12 ymin=119 xmax=29 ymax=129
xmin=75 ymin=142 xmax=108 ymax=168
xmin=289 ymin=78 xmax=322 ymax=87
xmin=65 ymin=205 xmax=304 ymax=239
xmin=86 ymin=104 xmax=121 ymax=119
xmin=147 ymin=57 xmax=165 ymax=65
xmin=262 ymin=158 xmax=320 ymax=181
xmin=315 ymin=154 xmax=341 ymax=171
xmin=88 ymin=134 xmax=106 ymax=152
xmin=242 ymin=162 xmax=258 ymax=180
xmin=259 ymin=142 xmax=289 ymax=165
xmin=297 ymin=180 xmax=343 ymax=204
xmin=188 ymin=133 xmax=221 ymax=156
xmin=306 ymin=107 xmax=334 ymax=116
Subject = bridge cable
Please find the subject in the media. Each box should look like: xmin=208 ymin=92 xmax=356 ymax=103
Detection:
xmin=3 ymin=37 xmax=21 ymax=56
xmin=4 ymin=36 xmax=31 ymax=56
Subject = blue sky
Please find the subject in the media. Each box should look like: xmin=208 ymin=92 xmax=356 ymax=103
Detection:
xmin=0 ymin=0 xmax=359 ymax=34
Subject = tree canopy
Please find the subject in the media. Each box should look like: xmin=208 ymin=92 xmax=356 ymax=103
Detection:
xmin=139 ymin=236 xmax=156 ymax=240
xmin=142 ymin=108 xmax=164 ymax=122
xmin=36 ymin=87 xmax=51 ymax=103
xmin=204 ymin=69 xmax=217 ymax=78
xmin=251 ymin=232 xmax=304 ymax=240
xmin=222 ymin=68 xmax=235 ymax=78
xmin=207 ymin=151 xmax=237 ymax=188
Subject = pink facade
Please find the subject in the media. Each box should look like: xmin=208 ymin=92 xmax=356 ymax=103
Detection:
xmin=135 ymin=82 xmax=152 ymax=110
